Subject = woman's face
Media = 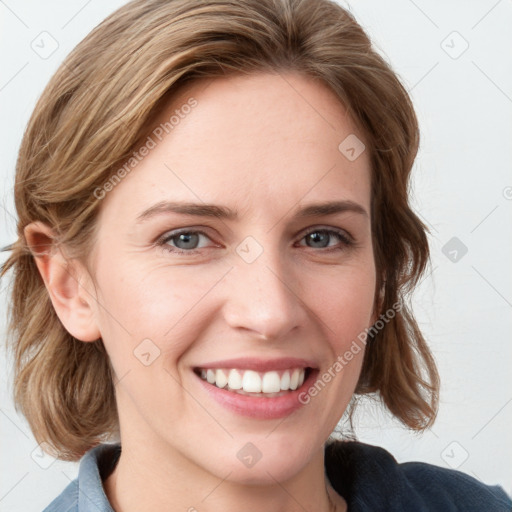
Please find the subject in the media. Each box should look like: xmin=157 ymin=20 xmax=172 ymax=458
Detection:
xmin=86 ymin=72 xmax=376 ymax=483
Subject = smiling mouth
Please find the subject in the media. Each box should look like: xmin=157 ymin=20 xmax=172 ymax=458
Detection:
xmin=193 ymin=367 xmax=313 ymax=397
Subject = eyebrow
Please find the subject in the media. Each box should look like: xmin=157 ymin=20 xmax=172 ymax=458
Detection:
xmin=135 ymin=199 xmax=368 ymax=223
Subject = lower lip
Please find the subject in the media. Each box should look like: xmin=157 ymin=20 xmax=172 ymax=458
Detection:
xmin=194 ymin=369 xmax=319 ymax=419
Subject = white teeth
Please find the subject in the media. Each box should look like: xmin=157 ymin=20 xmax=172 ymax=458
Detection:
xmin=215 ymin=369 xmax=228 ymax=389
xmin=261 ymin=371 xmax=281 ymax=393
xmin=289 ymin=369 xmax=300 ymax=390
xmin=227 ymin=369 xmax=243 ymax=390
xmin=242 ymin=370 xmax=262 ymax=393
xmin=198 ymin=367 xmax=307 ymax=394
xmin=280 ymin=371 xmax=290 ymax=390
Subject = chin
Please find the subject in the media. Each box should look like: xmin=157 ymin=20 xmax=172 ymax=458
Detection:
xmin=203 ymin=437 xmax=316 ymax=485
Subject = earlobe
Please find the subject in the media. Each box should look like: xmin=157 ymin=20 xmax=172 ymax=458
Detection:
xmin=24 ymin=221 xmax=101 ymax=342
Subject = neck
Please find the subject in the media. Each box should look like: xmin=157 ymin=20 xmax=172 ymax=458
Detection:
xmin=103 ymin=439 xmax=346 ymax=512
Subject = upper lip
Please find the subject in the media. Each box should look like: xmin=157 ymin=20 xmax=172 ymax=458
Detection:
xmin=193 ymin=357 xmax=318 ymax=372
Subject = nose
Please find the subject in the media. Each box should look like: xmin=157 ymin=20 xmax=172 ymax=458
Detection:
xmin=222 ymin=246 xmax=304 ymax=341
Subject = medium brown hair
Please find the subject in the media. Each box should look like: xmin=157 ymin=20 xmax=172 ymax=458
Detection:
xmin=1 ymin=0 xmax=439 ymax=461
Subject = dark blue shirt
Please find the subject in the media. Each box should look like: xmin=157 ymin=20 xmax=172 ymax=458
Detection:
xmin=42 ymin=441 xmax=512 ymax=511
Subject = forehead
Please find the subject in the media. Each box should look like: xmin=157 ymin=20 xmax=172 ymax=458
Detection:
xmin=99 ymin=72 xmax=371 ymax=222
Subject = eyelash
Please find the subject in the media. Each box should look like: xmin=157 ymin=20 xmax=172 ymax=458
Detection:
xmin=156 ymin=227 xmax=354 ymax=255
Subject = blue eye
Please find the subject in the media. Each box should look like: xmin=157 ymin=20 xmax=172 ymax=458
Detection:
xmin=158 ymin=230 xmax=213 ymax=254
xmin=157 ymin=227 xmax=353 ymax=255
xmin=298 ymin=228 xmax=353 ymax=251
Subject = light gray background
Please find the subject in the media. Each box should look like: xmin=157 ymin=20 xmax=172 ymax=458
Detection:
xmin=1 ymin=1 xmax=511 ymax=510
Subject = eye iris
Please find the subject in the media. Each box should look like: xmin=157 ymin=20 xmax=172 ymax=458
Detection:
xmin=307 ymin=231 xmax=329 ymax=248
xmin=174 ymin=233 xmax=199 ymax=249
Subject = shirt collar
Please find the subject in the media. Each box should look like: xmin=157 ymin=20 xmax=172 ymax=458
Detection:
xmin=77 ymin=443 xmax=120 ymax=511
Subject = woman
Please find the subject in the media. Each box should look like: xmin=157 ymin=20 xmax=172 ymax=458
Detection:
xmin=1 ymin=0 xmax=510 ymax=510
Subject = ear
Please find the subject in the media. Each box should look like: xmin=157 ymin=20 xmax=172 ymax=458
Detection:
xmin=24 ymin=221 xmax=101 ymax=342
xmin=370 ymin=276 xmax=386 ymax=326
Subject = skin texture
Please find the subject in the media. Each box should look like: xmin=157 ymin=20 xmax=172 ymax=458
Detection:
xmin=26 ymin=72 xmax=378 ymax=512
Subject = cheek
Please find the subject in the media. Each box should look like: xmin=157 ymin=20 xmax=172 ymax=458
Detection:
xmin=306 ymin=265 xmax=376 ymax=344
xmin=93 ymin=259 xmax=229 ymax=361
xmin=301 ymin=262 xmax=375 ymax=396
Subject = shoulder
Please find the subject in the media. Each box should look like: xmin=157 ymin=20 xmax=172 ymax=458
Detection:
xmin=400 ymin=459 xmax=511 ymax=510
xmin=42 ymin=443 xmax=120 ymax=512
xmin=42 ymin=479 xmax=79 ymax=512
xmin=325 ymin=440 xmax=512 ymax=512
